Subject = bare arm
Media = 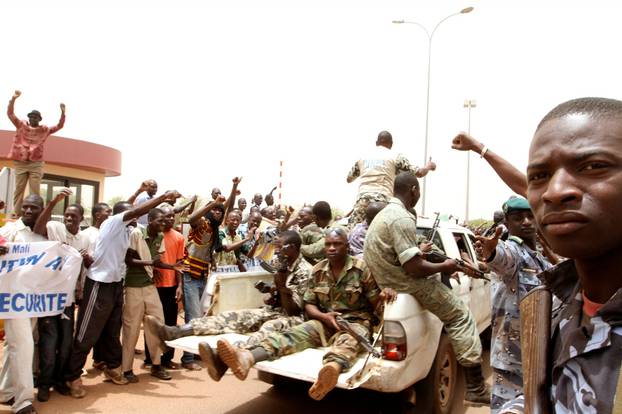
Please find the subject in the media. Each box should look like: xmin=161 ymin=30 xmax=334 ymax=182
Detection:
xmin=223 ymin=177 xmax=242 ymax=218
xmin=123 ymin=190 xmax=181 ymax=222
xmin=173 ymin=195 xmax=197 ymax=214
xmin=223 ymin=227 xmax=255 ymax=252
xmin=33 ymin=187 xmax=72 ymax=237
xmin=402 ymin=255 xmax=458 ymax=279
xmin=7 ymin=91 xmax=21 ymax=127
xmin=188 ymin=195 xmax=226 ymax=227
xmin=414 ymin=157 xmax=437 ymax=178
xmin=127 ymin=181 xmax=150 ymax=205
xmin=452 ymin=132 xmax=527 ymax=197
xmin=49 ymin=103 xmax=66 ymax=134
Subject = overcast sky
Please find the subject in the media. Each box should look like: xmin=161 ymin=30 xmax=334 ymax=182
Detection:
xmin=2 ymin=0 xmax=621 ymax=220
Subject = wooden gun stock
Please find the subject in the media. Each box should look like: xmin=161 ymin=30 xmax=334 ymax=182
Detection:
xmin=520 ymin=286 xmax=552 ymax=414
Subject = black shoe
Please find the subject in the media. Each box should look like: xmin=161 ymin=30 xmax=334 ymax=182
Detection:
xmin=151 ymin=365 xmax=172 ymax=380
xmin=124 ymin=371 xmax=139 ymax=383
xmin=54 ymin=382 xmax=71 ymax=396
xmin=37 ymin=386 xmax=50 ymax=402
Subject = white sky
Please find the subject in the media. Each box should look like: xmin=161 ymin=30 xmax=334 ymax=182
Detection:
xmin=2 ymin=0 xmax=622 ymax=220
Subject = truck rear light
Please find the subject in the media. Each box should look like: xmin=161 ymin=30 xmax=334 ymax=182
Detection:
xmin=382 ymin=321 xmax=407 ymax=361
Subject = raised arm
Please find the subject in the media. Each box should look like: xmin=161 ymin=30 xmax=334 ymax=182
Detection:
xmin=188 ymin=195 xmax=226 ymax=227
xmin=127 ymin=181 xmax=150 ymax=205
xmin=414 ymin=157 xmax=437 ymax=178
xmin=173 ymin=195 xmax=197 ymax=214
xmin=452 ymin=132 xmax=527 ymax=197
xmin=49 ymin=103 xmax=66 ymax=134
xmin=223 ymin=177 xmax=242 ymax=218
xmin=33 ymin=187 xmax=73 ymax=237
xmin=7 ymin=90 xmax=21 ymax=127
xmin=123 ymin=190 xmax=181 ymax=222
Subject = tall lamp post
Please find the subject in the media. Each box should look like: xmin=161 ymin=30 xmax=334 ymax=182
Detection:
xmin=393 ymin=6 xmax=474 ymax=216
xmin=463 ymin=99 xmax=476 ymax=222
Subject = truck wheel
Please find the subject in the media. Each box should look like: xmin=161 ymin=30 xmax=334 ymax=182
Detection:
xmin=414 ymin=333 xmax=464 ymax=414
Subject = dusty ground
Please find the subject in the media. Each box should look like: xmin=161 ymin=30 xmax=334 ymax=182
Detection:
xmin=0 ymin=335 xmax=491 ymax=414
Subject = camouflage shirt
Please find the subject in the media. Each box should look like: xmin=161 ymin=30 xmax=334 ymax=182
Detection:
xmin=284 ymin=253 xmax=314 ymax=311
xmin=487 ymin=236 xmax=551 ymax=374
xmin=501 ymin=260 xmax=622 ymax=414
xmin=303 ymin=256 xmax=380 ymax=324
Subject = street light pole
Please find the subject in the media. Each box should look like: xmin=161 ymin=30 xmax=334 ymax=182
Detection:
xmin=463 ymin=99 xmax=477 ymax=223
xmin=393 ymin=6 xmax=474 ymax=216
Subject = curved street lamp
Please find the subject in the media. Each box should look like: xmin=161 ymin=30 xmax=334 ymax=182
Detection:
xmin=393 ymin=6 xmax=474 ymax=216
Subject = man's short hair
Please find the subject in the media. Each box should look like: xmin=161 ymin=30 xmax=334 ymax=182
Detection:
xmin=394 ymin=171 xmax=419 ymax=194
xmin=326 ymin=227 xmax=347 ymax=240
xmin=92 ymin=202 xmax=109 ymax=216
xmin=148 ymin=208 xmax=164 ymax=221
xmin=113 ymin=201 xmax=132 ymax=215
xmin=365 ymin=201 xmax=386 ymax=224
xmin=312 ymin=201 xmax=332 ymax=221
xmin=279 ymin=230 xmax=302 ymax=250
xmin=537 ymin=97 xmax=622 ymax=131
xmin=67 ymin=203 xmax=84 ymax=217
xmin=24 ymin=194 xmax=44 ymax=208
xmin=27 ymin=110 xmax=42 ymax=120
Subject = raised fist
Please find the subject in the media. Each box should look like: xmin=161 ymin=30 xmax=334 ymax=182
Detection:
xmin=13 ymin=90 xmax=21 ymax=99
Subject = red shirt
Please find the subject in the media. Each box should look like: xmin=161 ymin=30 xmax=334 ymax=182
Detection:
xmin=157 ymin=229 xmax=185 ymax=288
xmin=7 ymin=99 xmax=65 ymax=162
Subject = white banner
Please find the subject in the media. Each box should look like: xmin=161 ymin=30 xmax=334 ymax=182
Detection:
xmin=0 ymin=241 xmax=82 ymax=319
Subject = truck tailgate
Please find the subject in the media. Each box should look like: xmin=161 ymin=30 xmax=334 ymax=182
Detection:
xmin=166 ymin=334 xmax=376 ymax=389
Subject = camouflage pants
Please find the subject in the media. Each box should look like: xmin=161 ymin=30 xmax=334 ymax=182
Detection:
xmin=491 ymin=367 xmax=523 ymax=413
xmin=410 ymin=277 xmax=482 ymax=367
xmin=348 ymin=193 xmax=389 ymax=227
xmin=257 ymin=319 xmax=370 ymax=370
xmin=189 ymin=308 xmax=304 ymax=348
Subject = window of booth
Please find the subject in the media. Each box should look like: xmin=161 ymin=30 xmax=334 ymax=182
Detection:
xmin=40 ymin=175 xmax=99 ymax=228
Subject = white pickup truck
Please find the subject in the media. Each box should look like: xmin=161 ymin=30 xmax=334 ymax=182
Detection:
xmin=168 ymin=218 xmax=491 ymax=414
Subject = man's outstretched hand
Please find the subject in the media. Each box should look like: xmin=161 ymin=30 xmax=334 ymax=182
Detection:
xmin=60 ymin=103 xmax=66 ymax=113
xmin=12 ymin=90 xmax=21 ymax=99
xmin=474 ymin=226 xmax=503 ymax=261
xmin=451 ymin=132 xmax=482 ymax=153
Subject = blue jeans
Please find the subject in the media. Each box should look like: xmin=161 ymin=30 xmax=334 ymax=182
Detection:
xmin=182 ymin=272 xmax=206 ymax=364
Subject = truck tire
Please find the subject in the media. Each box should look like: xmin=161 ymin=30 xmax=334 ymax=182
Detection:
xmin=413 ymin=333 xmax=464 ymax=414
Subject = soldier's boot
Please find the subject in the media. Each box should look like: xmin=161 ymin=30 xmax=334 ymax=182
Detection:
xmin=217 ymin=339 xmax=267 ymax=381
xmin=308 ymin=362 xmax=342 ymax=401
xmin=145 ymin=315 xmax=194 ymax=341
xmin=199 ymin=342 xmax=228 ymax=381
xmin=463 ymin=364 xmax=491 ymax=405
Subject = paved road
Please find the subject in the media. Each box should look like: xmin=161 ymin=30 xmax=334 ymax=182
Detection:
xmin=0 ymin=343 xmax=491 ymax=414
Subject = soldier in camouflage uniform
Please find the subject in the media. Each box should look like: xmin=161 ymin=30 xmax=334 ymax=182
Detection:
xmin=299 ymin=201 xmax=348 ymax=265
xmin=476 ymin=197 xmax=551 ymax=413
xmin=346 ymin=130 xmax=436 ymax=227
xmin=364 ymin=171 xmax=491 ymax=405
xmin=146 ymin=231 xmax=312 ymax=381
xmin=452 ymin=98 xmax=622 ymax=413
xmin=213 ymin=228 xmax=396 ymax=401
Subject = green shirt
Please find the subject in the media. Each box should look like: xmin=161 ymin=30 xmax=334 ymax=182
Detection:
xmin=363 ymin=197 xmax=423 ymax=294
xmin=125 ymin=227 xmax=164 ymax=288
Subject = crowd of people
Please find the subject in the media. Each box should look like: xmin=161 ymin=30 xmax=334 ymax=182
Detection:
xmin=1 ymin=89 xmax=621 ymax=414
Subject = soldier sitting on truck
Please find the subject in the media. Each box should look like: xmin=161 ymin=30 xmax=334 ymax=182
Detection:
xmin=363 ymin=171 xmax=491 ymax=406
xmin=146 ymin=230 xmax=313 ymax=381
xmin=212 ymin=228 xmax=397 ymax=401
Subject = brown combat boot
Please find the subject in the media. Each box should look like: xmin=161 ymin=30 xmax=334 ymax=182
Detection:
xmin=199 ymin=342 xmax=228 ymax=381
xmin=308 ymin=362 xmax=342 ymax=401
xmin=216 ymin=339 xmax=255 ymax=380
xmin=145 ymin=315 xmax=194 ymax=341
xmin=463 ymin=364 xmax=491 ymax=405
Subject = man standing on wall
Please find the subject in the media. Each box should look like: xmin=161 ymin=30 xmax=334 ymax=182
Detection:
xmin=6 ymin=90 xmax=65 ymax=216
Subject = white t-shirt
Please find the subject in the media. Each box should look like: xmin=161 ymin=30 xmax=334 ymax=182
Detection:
xmin=134 ymin=192 xmax=153 ymax=227
xmin=87 ymin=213 xmax=133 ymax=283
xmin=80 ymin=226 xmax=100 ymax=253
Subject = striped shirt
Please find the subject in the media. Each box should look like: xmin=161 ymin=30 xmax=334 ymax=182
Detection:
xmin=183 ymin=217 xmax=215 ymax=278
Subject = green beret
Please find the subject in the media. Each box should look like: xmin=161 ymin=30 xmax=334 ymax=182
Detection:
xmin=502 ymin=196 xmax=531 ymax=215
